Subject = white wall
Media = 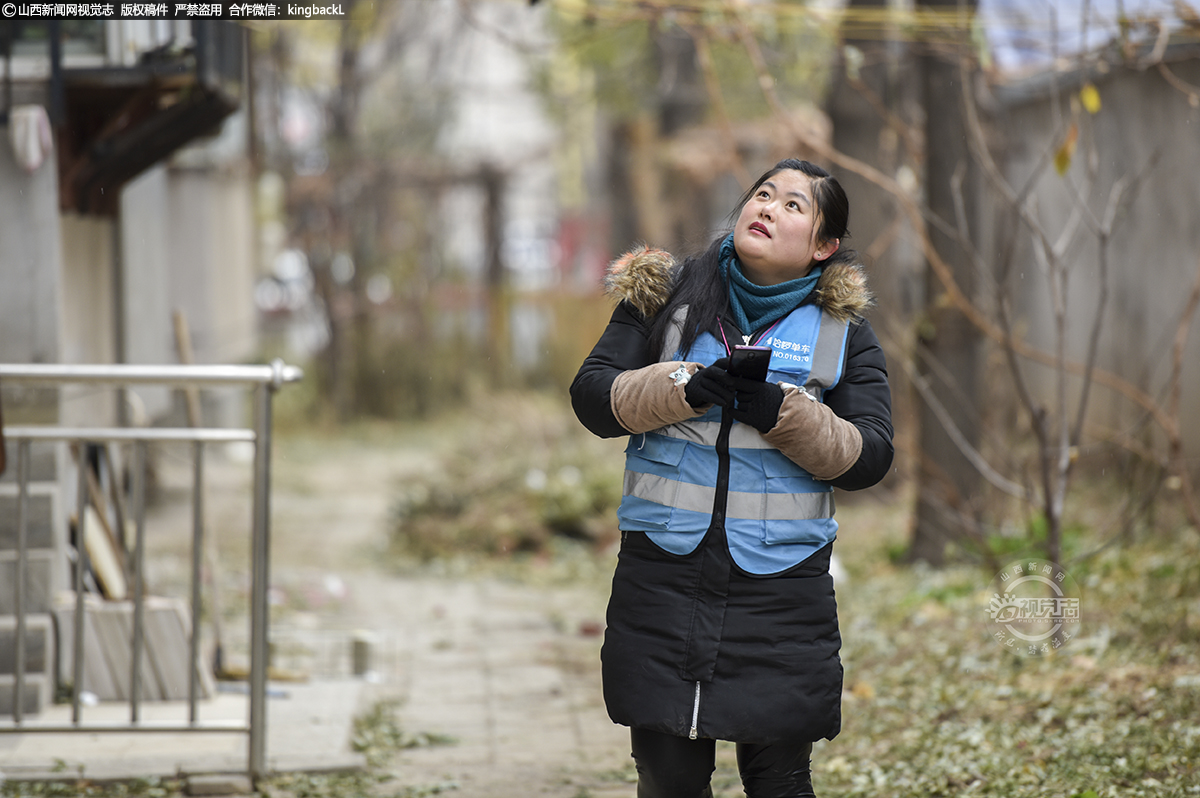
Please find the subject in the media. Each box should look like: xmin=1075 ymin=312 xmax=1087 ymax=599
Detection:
xmin=120 ymin=165 xmax=175 ymax=420
xmin=166 ymin=169 xmax=258 ymax=427
xmin=58 ymin=214 xmax=118 ymax=428
xmin=166 ymin=170 xmax=257 ymax=366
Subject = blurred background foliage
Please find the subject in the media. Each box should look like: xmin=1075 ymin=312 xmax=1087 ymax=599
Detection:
xmin=248 ymin=0 xmax=1200 ymax=571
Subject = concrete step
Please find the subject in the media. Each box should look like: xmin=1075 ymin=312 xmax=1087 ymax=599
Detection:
xmin=0 ymin=438 xmax=59 ymax=484
xmin=0 ymin=672 xmax=51 ymax=717
xmin=0 ymin=550 xmax=54 ymax=614
xmin=0 ymin=613 xmax=54 ymax=676
xmin=0 ymin=490 xmax=58 ymax=551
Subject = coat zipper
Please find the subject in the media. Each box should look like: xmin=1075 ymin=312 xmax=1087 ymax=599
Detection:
xmin=689 ymin=681 xmax=701 ymax=739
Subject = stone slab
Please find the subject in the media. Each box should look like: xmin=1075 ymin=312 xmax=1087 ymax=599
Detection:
xmin=0 ymin=614 xmax=53 ymax=676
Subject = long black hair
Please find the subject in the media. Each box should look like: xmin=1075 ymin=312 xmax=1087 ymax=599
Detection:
xmin=646 ymin=158 xmax=858 ymax=358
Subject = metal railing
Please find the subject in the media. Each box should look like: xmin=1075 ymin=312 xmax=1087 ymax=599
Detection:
xmin=0 ymin=360 xmax=302 ymax=781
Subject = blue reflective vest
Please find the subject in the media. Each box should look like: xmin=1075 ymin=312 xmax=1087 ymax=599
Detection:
xmin=617 ymin=303 xmax=850 ymax=574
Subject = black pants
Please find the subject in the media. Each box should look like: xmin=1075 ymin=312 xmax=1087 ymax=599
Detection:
xmin=630 ymin=728 xmax=816 ymax=798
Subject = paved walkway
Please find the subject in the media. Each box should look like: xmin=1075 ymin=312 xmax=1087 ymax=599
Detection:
xmin=360 ymin=573 xmax=634 ymax=797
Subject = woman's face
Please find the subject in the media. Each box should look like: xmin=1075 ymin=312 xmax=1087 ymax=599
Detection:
xmin=733 ymin=169 xmax=837 ymax=286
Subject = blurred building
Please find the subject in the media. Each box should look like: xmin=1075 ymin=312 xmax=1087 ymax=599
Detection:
xmin=0 ymin=21 xmax=255 ymax=716
xmin=1 ymin=21 xmax=256 ymax=423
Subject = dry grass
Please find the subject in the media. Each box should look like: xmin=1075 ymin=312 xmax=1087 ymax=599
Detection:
xmin=383 ymin=390 xmax=627 ymax=565
xmin=785 ymin=497 xmax=1200 ymax=797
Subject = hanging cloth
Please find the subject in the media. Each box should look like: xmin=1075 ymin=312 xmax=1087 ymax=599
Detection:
xmin=9 ymin=105 xmax=54 ymax=172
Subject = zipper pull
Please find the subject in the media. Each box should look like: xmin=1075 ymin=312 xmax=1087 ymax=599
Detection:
xmin=688 ymin=681 xmax=701 ymax=740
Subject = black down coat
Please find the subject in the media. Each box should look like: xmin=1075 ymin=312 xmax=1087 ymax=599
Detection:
xmin=571 ymin=248 xmax=894 ymax=744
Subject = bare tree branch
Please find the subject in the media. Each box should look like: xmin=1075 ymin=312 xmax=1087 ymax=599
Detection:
xmin=846 ymin=72 xmax=924 ymax=166
xmin=902 ymin=344 xmax=1031 ymax=500
xmin=685 ymin=27 xmax=752 ymax=187
xmin=741 ymin=11 xmax=1184 ymax=478
xmin=1156 ymin=62 xmax=1200 ymax=106
xmin=1167 ymin=255 xmax=1200 ymax=530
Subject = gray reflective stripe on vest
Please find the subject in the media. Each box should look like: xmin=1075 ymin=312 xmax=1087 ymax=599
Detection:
xmin=802 ymin=310 xmax=849 ymax=397
xmin=654 ymin=420 xmax=775 ymax=450
xmin=625 ymin=471 xmax=835 ymax=520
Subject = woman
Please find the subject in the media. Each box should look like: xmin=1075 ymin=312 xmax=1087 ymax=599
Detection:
xmin=570 ymin=159 xmax=893 ymax=798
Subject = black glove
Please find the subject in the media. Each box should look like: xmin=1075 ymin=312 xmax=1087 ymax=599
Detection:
xmin=731 ymin=375 xmax=785 ymax=433
xmin=684 ymin=358 xmax=735 ymax=408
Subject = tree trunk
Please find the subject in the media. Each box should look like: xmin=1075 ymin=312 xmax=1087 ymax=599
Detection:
xmin=328 ymin=1 xmax=369 ymax=421
xmin=826 ymin=0 xmax=922 ymax=492
xmin=654 ymin=24 xmax=711 ymax=253
xmin=481 ymin=164 xmax=510 ymax=382
xmin=909 ymin=0 xmax=983 ymax=565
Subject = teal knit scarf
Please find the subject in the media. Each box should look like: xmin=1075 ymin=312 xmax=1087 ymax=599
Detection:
xmin=718 ymin=232 xmax=823 ymax=336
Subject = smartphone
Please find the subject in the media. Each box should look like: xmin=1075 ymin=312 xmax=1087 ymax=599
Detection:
xmin=729 ymin=345 xmax=772 ymax=381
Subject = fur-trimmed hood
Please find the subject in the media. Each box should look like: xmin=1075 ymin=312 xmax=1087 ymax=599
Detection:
xmin=604 ymin=244 xmax=874 ymax=324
